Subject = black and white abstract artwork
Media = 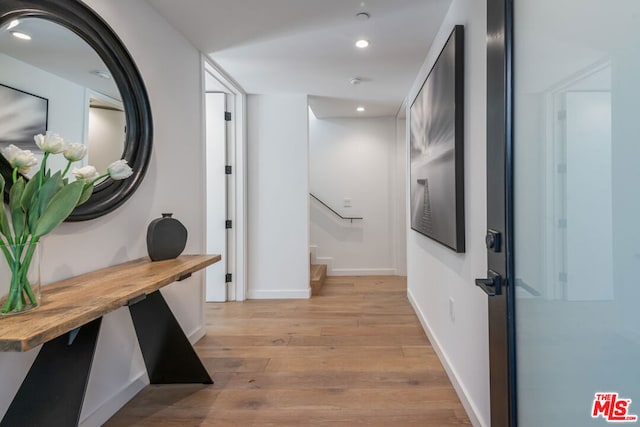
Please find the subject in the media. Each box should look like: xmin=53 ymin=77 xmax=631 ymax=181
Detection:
xmin=410 ymin=25 xmax=465 ymax=252
xmin=0 ymin=84 xmax=48 ymax=151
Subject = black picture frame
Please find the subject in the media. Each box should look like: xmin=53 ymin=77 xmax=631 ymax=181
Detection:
xmin=0 ymin=83 xmax=48 ymax=150
xmin=409 ymin=25 xmax=465 ymax=253
xmin=0 ymin=0 xmax=153 ymax=221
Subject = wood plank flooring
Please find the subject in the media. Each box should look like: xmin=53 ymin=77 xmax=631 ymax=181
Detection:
xmin=105 ymin=276 xmax=471 ymax=426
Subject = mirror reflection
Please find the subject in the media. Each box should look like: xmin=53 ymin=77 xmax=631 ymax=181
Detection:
xmin=0 ymin=17 xmax=125 ymax=181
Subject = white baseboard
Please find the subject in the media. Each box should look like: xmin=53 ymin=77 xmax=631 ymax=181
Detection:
xmin=330 ymin=267 xmax=396 ymax=276
xmin=79 ymin=372 xmax=147 ymax=427
xmin=310 ymin=255 xmax=396 ymax=277
xmin=407 ymin=289 xmax=487 ymax=427
xmin=78 ymin=323 xmax=207 ymax=427
xmin=314 ymin=256 xmax=334 ymax=274
xmin=187 ymin=325 xmax=206 ymax=345
xmin=248 ymin=288 xmax=311 ymax=299
xmin=309 ymin=245 xmax=319 ymax=263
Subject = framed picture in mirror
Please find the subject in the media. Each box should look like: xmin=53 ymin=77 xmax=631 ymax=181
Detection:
xmin=0 ymin=83 xmax=48 ymax=151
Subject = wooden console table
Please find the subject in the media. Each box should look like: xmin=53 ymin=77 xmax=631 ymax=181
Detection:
xmin=0 ymin=254 xmax=220 ymax=427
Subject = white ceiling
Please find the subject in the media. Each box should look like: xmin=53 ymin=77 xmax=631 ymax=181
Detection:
xmin=147 ymin=0 xmax=452 ymax=118
xmin=0 ymin=18 xmax=121 ymax=100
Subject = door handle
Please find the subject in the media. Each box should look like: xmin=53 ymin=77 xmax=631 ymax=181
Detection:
xmin=475 ymin=270 xmax=502 ymax=296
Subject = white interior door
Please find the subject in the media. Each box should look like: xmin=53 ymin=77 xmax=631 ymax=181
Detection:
xmin=206 ymin=92 xmax=227 ymax=302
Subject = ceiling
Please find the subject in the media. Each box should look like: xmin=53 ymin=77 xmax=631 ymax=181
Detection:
xmin=147 ymin=0 xmax=452 ymax=118
xmin=0 ymin=18 xmax=121 ymax=100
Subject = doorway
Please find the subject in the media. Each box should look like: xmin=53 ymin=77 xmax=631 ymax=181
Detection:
xmin=203 ymin=59 xmax=246 ymax=302
xmin=85 ymin=90 xmax=125 ymax=174
xmin=204 ymin=89 xmax=228 ymax=302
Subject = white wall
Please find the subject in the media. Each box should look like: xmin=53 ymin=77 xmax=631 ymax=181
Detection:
xmin=405 ymin=0 xmax=489 ymax=426
xmin=394 ymin=116 xmax=407 ymax=276
xmin=247 ymin=94 xmax=310 ymax=299
xmin=309 ymin=111 xmax=401 ymax=275
xmin=0 ymin=1 xmax=207 ymax=425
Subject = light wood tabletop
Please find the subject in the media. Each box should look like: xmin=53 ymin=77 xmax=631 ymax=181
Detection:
xmin=0 ymin=255 xmax=220 ymax=352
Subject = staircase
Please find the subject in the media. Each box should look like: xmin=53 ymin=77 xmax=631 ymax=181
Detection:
xmin=310 ymin=263 xmax=327 ymax=296
xmin=309 ymin=247 xmax=327 ymax=296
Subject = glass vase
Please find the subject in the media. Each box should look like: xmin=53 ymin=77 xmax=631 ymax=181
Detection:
xmin=0 ymin=242 xmax=41 ymax=316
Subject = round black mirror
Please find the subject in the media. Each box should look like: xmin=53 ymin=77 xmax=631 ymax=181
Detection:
xmin=0 ymin=0 xmax=152 ymax=221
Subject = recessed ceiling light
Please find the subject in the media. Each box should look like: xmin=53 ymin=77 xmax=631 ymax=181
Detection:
xmin=356 ymin=106 xmax=366 ymax=112
xmin=7 ymin=20 xmax=20 ymax=30
xmin=355 ymin=12 xmax=370 ymax=21
xmin=11 ymin=31 xmax=31 ymax=40
xmin=91 ymin=70 xmax=111 ymax=80
xmin=355 ymin=39 xmax=369 ymax=49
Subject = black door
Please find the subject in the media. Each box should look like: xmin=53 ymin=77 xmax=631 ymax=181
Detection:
xmin=479 ymin=0 xmax=515 ymax=426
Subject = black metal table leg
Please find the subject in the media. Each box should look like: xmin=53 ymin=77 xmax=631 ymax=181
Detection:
xmin=0 ymin=317 xmax=102 ymax=427
xmin=128 ymin=290 xmax=212 ymax=384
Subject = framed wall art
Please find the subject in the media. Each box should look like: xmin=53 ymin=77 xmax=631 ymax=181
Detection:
xmin=409 ymin=25 xmax=465 ymax=252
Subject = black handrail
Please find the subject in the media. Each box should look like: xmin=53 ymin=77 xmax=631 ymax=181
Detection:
xmin=310 ymin=193 xmax=363 ymax=223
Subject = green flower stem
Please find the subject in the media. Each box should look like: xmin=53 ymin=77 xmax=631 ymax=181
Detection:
xmin=1 ymin=207 xmax=15 ymax=246
xmin=21 ymin=274 xmax=35 ymax=306
xmin=13 ymin=243 xmax=24 ymax=311
xmin=1 ymin=280 xmax=17 ymax=313
xmin=11 ymin=168 xmax=17 ymax=184
xmin=1 ymin=240 xmax=38 ymax=313
xmin=1 ymin=249 xmax=20 ymax=313
xmin=62 ymin=160 xmax=72 ymax=178
xmin=17 ymin=239 xmax=38 ymax=305
xmin=15 ymin=281 xmax=22 ymax=311
xmin=0 ymin=242 xmax=14 ymax=267
xmin=89 ymin=172 xmax=110 ymax=187
xmin=38 ymin=152 xmax=50 ymax=189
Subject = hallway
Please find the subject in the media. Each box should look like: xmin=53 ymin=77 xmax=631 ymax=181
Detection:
xmin=106 ymin=276 xmax=471 ymax=426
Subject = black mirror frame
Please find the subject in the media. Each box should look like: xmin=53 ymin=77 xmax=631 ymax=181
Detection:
xmin=0 ymin=0 xmax=153 ymax=221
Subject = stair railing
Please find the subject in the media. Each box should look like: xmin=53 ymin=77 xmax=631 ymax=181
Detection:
xmin=309 ymin=193 xmax=363 ymax=223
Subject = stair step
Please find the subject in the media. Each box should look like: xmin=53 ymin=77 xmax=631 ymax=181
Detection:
xmin=310 ymin=264 xmax=327 ymax=296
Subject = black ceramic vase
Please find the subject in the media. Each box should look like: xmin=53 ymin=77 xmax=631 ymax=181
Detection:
xmin=146 ymin=213 xmax=188 ymax=261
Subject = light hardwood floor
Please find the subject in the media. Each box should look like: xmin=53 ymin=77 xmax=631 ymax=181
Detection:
xmin=106 ymin=276 xmax=471 ymax=426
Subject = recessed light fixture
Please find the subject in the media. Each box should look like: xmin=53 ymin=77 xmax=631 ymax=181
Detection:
xmin=91 ymin=70 xmax=111 ymax=80
xmin=356 ymin=106 xmax=366 ymax=112
xmin=355 ymin=12 xmax=370 ymax=21
xmin=7 ymin=19 xmax=20 ymax=30
xmin=350 ymin=77 xmax=362 ymax=85
xmin=355 ymin=39 xmax=369 ymax=49
xmin=11 ymin=31 xmax=31 ymax=40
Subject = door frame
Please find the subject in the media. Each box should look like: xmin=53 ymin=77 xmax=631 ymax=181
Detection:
xmin=202 ymin=56 xmax=247 ymax=302
xmin=204 ymin=91 xmax=229 ymax=302
xmin=484 ymin=0 xmax=516 ymax=425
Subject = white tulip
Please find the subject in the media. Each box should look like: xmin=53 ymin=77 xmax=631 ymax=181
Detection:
xmin=1 ymin=144 xmax=38 ymax=174
xmin=63 ymin=142 xmax=87 ymax=162
xmin=107 ymin=159 xmax=133 ymax=180
xmin=73 ymin=165 xmax=99 ymax=181
xmin=34 ymin=132 xmax=66 ymax=154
